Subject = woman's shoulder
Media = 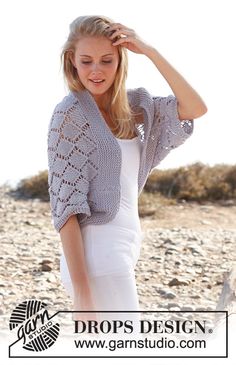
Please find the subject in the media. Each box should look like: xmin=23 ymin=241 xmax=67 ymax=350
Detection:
xmin=127 ymin=87 xmax=155 ymax=124
xmin=49 ymin=92 xmax=83 ymax=129
xmin=51 ymin=92 xmax=78 ymax=114
xmin=127 ymin=87 xmax=154 ymax=106
xmin=127 ymin=86 xmax=150 ymax=97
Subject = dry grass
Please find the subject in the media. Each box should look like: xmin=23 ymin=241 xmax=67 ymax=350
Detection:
xmin=145 ymin=162 xmax=236 ymax=203
xmin=15 ymin=170 xmax=49 ymax=201
xmin=9 ymin=163 xmax=236 ymax=217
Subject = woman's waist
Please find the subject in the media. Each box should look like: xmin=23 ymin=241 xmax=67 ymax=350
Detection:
xmin=81 ymin=221 xmax=142 ymax=243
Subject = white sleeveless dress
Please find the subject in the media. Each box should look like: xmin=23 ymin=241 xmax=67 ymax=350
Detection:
xmin=60 ymin=135 xmax=143 ymax=285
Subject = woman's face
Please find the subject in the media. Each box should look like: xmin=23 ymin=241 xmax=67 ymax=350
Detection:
xmin=72 ymin=36 xmax=120 ymax=104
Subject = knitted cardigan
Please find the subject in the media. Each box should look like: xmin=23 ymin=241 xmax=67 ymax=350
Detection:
xmin=47 ymin=87 xmax=194 ymax=233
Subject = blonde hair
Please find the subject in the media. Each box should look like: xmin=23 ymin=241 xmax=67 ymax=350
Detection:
xmin=60 ymin=15 xmax=140 ymax=139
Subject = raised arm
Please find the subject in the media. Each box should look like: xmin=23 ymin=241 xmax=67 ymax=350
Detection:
xmin=108 ymin=22 xmax=207 ymax=120
xmin=142 ymin=47 xmax=207 ymax=120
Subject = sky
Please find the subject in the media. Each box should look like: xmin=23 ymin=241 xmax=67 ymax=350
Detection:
xmin=0 ymin=0 xmax=235 ymax=188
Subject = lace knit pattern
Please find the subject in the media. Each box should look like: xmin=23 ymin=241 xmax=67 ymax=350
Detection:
xmin=47 ymin=87 xmax=194 ymax=232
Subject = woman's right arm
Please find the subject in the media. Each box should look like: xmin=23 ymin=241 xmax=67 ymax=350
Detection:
xmin=59 ymin=215 xmax=97 ymax=320
xmin=47 ymin=104 xmax=96 ymax=319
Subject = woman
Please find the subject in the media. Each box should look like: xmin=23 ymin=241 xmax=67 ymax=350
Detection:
xmin=47 ymin=15 xmax=207 ymax=334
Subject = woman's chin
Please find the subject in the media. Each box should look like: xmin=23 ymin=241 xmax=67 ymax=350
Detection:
xmin=88 ymin=87 xmax=109 ymax=96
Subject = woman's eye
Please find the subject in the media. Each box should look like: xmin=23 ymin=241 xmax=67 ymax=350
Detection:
xmin=81 ymin=60 xmax=112 ymax=65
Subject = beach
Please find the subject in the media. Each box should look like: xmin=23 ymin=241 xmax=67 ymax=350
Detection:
xmin=0 ymin=184 xmax=235 ymax=335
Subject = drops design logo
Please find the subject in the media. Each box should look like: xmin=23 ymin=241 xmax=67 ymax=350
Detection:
xmin=9 ymin=300 xmax=60 ymax=352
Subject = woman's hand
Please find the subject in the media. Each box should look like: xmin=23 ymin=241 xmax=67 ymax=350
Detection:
xmin=73 ymin=284 xmax=98 ymax=322
xmin=108 ymin=23 xmax=153 ymax=55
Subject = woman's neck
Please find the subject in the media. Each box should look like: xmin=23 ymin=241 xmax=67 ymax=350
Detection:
xmin=93 ymin=91 xmax=112 ymax=112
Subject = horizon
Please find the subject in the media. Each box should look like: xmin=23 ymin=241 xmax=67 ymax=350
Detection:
xmin=2 ymin=160 xmax=235 ymax=190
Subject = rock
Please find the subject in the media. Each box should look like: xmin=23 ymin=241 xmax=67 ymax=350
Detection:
xmin=215 ymin=266 xmax=236 ymax=312
xmin=174 ymin=261 xmax=181 ymax=266
xmin=163 ymin=238 xmax=176 ymax=245
xmin=181 ymin=305 xmax=195 ymax=311
xmin=195 ymin=306 xmax=207 ymax=311
xmin=46 ymin=274 xmax=58 ymax=283
xmin=220 ymin=200 xmax=235 ymax=207
xmin=200 ymin=220 xmax=211 ymax=225
xmin=168 ymin=278 xmax=190 ymax=287
xmin=165 ymin=247 xmax=180 ymax=254
xmin=24 ymin=220 xmax=37 ymax=226
xmin=156 ymin=289 xmax=167 ymax=295
xmin=188 ymin=245 xmax=204 ymax=256
xmin=167 ymin=302 xmax=181 ymax=309
xmin=162 ymin=291 xmax=177 ymax=299
xmin=41 ymin=263 xmax=53 ymax=272
xmin=41 ymin=259 xmax=53 ymax=264
xmin=190 ymin=294 xmax=201 ymax=299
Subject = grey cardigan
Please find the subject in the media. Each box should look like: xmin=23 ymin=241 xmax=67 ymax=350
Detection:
xmin=47 ymin=87 xmax=194 ymax=232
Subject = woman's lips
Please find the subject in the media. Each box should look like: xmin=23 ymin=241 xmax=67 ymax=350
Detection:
xmin=89 ymin=79 xmax=105 ymax=85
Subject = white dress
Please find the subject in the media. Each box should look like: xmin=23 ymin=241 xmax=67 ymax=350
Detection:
xmin=60 ymin=135 xmax=143 ymax=283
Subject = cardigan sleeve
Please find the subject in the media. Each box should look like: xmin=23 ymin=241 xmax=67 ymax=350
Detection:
xmin=150 ymin=95 xmax=194 ymax=170
xmin=47 ymin=105 xmax=92 ymax=233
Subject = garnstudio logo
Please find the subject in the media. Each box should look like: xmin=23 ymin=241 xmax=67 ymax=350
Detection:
xmin=9 ymin=300 xmax=60 ymax=352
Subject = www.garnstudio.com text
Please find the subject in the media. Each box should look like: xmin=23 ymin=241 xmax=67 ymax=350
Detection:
xmin=73 ymin=336 xmax=206 ymax=351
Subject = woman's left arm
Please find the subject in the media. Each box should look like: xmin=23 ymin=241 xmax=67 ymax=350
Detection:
xmin=143 ymin=47 xmax=208 ymax=120
xmin=109 ymin=23 xmax=207 ymax=120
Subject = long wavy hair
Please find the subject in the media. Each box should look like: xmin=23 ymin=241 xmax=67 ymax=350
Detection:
xmin=60 ymin=15 xmax=141 ymax=139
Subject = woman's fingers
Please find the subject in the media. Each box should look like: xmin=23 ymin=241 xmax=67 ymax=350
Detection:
xmin=108 ymin=23 xmax=134 ymax=38
xmin=73 ymin=289 xmax=98 ymax=322
xmin=107 ymin=23 xmax=151 ymax=54
xmin=110 ymin=30 xmax=134 ymax=41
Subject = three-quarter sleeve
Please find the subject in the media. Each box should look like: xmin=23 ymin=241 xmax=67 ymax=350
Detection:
xmin=150 ymin=95 xmax=194 ymax=170
xmin=47 ymin=106 xmax=92 ymax=233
